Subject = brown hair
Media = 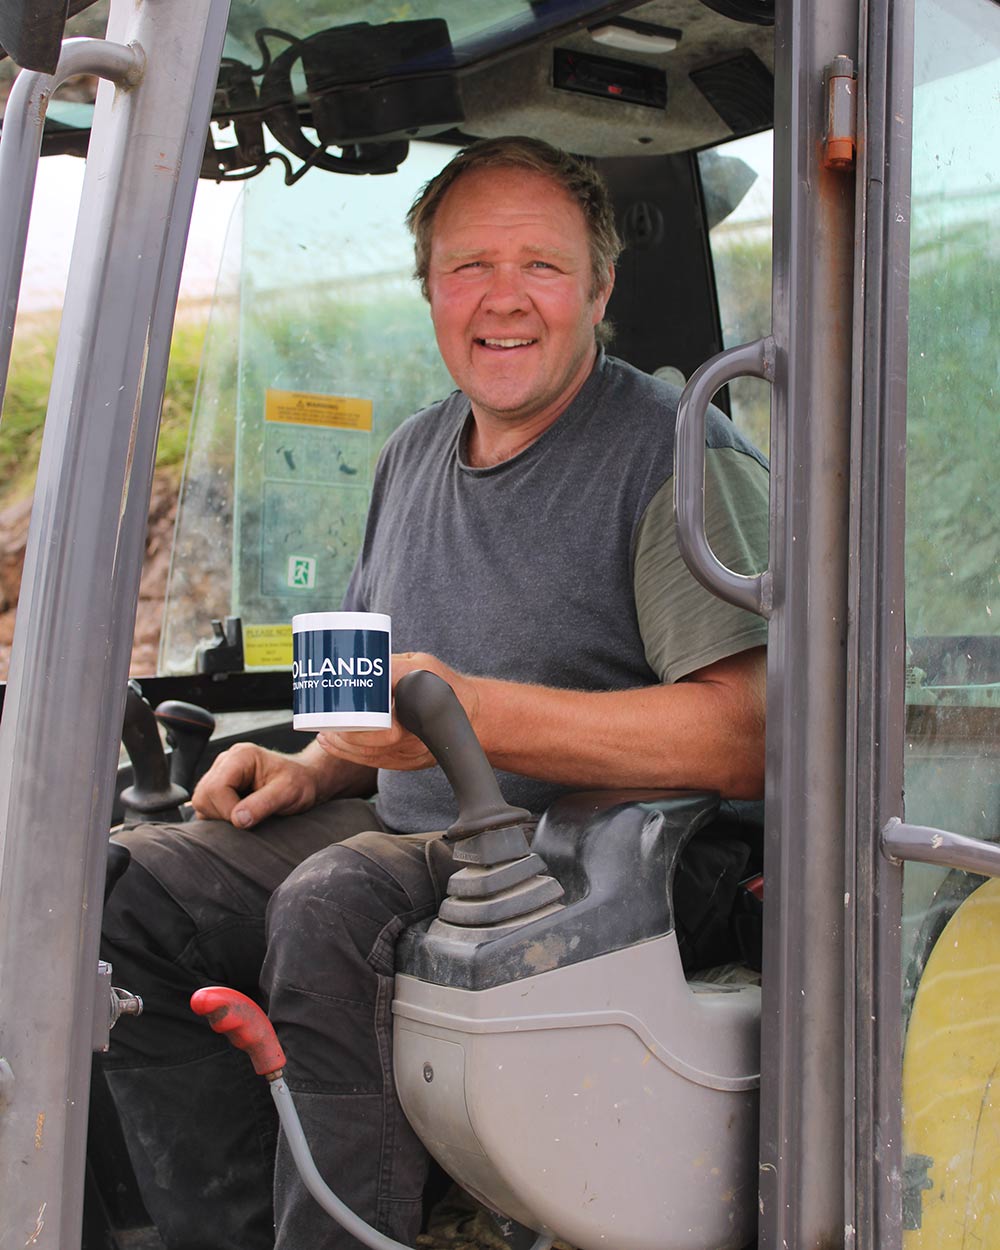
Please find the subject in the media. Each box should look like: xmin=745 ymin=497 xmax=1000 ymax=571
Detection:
xmin=406 ymin=136 xmax=622 ymax=303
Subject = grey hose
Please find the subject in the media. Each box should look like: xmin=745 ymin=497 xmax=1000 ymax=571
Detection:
xmin=270 ymin=1078 xmax=555 ymax=1250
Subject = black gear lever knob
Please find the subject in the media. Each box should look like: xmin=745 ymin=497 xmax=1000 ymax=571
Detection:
xmin=154 ymin=699 xmax=216 ymax=797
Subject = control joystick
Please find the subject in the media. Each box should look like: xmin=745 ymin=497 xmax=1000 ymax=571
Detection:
xmin=393 ymin=670 xmax=564 ymax=932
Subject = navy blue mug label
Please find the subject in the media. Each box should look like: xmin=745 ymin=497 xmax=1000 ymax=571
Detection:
xmin=292 ymin=613 xmax=391 ymax=730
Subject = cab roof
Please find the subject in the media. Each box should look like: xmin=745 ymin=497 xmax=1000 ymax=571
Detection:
xmin=0 ymin=0 xmax=773 ymax=173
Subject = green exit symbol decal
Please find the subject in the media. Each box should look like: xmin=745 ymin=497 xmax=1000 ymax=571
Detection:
xmin=288 ymin=556 xmax=316 ymax=589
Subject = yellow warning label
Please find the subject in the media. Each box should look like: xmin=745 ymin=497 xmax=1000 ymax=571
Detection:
xmin=244 ymin=624 xmax=293 ymax=669
xmin=265 ymin=388 xmax=373 ymax=431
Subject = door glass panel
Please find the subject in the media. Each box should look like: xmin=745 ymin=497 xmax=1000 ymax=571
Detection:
xmin=160 ymin=141 xmax=456 ymax=673
xmin=901 ymin=0 xmax=1000 ymax=1240
xmin=698 ymin=131 xmax=773 ymax=453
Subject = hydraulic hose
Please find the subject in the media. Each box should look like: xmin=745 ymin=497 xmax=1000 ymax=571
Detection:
xmin=191 ymin=987 xmax=554 ymax=1250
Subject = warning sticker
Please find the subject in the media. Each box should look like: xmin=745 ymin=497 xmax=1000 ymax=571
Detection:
xmin=244 ymin=623 xmax=293 ymax=669
xmin=265 ymin=388 xmax=373 ymax=431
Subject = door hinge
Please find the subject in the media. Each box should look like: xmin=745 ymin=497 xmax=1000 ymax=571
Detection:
xmin=823 ymin=54 xmax=857 ymax=171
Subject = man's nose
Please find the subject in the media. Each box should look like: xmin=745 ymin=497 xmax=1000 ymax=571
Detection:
xmin=481 ymin=265 xmax=529 ymax=313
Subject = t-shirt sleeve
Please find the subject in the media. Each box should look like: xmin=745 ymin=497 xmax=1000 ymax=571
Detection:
xmin=634 ymin=445 xmax=769 ymax=683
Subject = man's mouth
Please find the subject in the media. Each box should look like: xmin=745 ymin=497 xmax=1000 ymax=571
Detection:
xmin=475 ymin=337 xmax=537 ymax=350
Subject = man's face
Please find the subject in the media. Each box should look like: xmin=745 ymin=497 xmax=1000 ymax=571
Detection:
xmin=426 ymin=166 xmax=613 ymax=429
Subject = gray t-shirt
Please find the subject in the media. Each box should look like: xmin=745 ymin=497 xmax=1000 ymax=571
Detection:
xmin=345 ymin=351 xmax=768 ymax=833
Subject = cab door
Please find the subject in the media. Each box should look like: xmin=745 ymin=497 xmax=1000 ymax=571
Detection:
xmin=849 ymin=0 xmax=1000 ymax=1245
xmin=691 ymin=0 xmax=998 ymax=1245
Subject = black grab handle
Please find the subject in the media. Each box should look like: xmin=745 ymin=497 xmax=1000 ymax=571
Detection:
xmin=393 ymin=670 xmax=531 ymax=838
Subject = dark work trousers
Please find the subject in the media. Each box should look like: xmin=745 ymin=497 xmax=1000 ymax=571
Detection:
xmin=98 ymin=799 xmax=458 ymax=1250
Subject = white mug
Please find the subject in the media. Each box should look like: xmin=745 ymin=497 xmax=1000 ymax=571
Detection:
xmin=291 ymin=611 xmax=391 ymax=731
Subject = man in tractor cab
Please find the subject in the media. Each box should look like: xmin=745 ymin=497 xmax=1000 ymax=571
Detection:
xmin=100 ymin=136 xmax=769 ymax=1250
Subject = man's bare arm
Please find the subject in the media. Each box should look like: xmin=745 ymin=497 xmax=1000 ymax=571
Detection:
xmin=320 ymin=646 xmax=766 ymax=801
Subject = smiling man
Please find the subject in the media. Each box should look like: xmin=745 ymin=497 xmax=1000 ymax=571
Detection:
xmin=101 ymin=138 xmax=770 ymax=1250
xmin=419 ymin=160 xmax=613 ymax=460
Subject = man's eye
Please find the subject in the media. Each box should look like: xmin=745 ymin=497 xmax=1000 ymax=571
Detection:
xmin=530 ymin=261 xmax=556 ymax=270
xmin=456 ymin=261 xmax=484 ymax=271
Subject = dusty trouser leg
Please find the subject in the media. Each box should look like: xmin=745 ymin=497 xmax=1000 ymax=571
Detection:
xmin=263 ymin=830 xmax=457 ymax=1250
xmin=97 ymin=799 xmax=383 ymax=1250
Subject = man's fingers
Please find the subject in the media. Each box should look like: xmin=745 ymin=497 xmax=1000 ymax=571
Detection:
xmin=226 ymin=777 xmax=291 ymax=829
xmin=389 ymin=651 xmax=439 ymax=688
xmin=387 ymin=651 xmax=481 ymax=732
xmin=316 ymin=725 xmax=433 ymax=772
xmin=337 ymin=727 xmax=398 ymax=750
xmin=389 ymin=654 xmax=421 ymax=686
xmin=318 ymin=727 xmax=399 ymax=757
xmin=190 ymin=783 xmax=242 ymax=823
xmin=191 ymin=747 xmax=256 ymax=820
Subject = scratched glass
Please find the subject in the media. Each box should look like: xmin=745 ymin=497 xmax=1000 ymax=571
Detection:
xmin=161 ymin=142 xmax=455 ymax=673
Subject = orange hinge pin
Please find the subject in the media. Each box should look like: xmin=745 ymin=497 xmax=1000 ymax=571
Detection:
xmin=823 ymin=54 xmax=857 ymax=171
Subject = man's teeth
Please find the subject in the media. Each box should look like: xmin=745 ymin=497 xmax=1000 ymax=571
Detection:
xmin=480 ymin=338 xmax=534 ymax=348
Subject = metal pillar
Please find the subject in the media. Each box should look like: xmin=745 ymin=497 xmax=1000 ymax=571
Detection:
xmin=757 ymin=0 xmax=860 ymax=1245
xmin=0 ymin=2 xmax=230 ymax=1246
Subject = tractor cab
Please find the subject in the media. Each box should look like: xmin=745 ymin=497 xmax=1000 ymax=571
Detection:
xmin=0 ymin=1 xmax=998 ymax=1249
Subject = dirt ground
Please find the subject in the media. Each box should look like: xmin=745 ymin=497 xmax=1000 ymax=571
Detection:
xmin=0 ymin=470 xmax=176 ymax=681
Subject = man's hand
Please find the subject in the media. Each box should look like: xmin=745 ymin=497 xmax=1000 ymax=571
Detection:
xmin=191 ymin=742 xmax=360 ymax=829
xmin=316 ymin=651 xmax=481 ymax=772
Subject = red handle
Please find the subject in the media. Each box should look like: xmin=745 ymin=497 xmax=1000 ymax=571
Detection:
xmin=190 ymin=986 xmax=287 ymax=1077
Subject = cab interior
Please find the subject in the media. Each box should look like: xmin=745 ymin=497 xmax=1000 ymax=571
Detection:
xmin=1 ymin=1 xmax=998 ymax=1248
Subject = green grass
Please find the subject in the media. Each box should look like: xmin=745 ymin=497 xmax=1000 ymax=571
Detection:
xmin=0 ymin=318 xmax=58 ymax=504
xmin=157 ymin=318 xmax=210 ymax=474
xmin=0 ymin=311 xmax=207 ymax=509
